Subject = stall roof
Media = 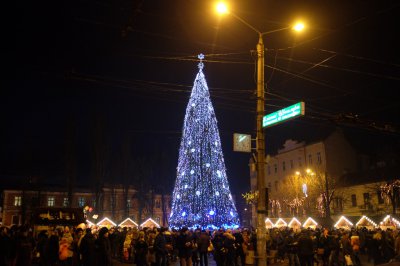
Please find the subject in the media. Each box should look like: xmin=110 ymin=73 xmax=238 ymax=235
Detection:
xmin=97 ymin=217 xmax=116 ymax=227
xmin=140 ymin=218 xmax=160 ymax=228
xmin=119 ymin=218 xmax=138 ymax=228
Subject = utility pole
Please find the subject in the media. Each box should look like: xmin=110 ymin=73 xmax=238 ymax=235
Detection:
xmin=255 ymin=34 xmax=267 ymax=266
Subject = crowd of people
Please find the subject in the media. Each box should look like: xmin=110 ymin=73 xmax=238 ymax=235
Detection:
xmin=0 ymin=223 xmax=400 ymax=266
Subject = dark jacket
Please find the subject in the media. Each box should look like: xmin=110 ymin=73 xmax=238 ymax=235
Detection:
xmin=134 ymin=238 xmax=148 ymax=266
xmin=80 ymin=232 xmax=96 ymax=266
xmin=177 ymin=231 xmax=194 ymax=258
xmin=96 ymin=228 xmax=113 ymax=266
xmin=297 ymin=233 xmax=314 ymax=256
xmin=197 ymin=232 xmax=211 ymax=253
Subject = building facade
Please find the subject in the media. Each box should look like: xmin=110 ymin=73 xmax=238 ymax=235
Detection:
xmin=248 ymin=128 xmax=400 ymax=225
xmin=1 ymin=185 xmax=171 ymax=227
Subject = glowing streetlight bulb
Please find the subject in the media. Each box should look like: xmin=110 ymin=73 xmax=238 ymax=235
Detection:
xmin=293 ymin=22 xmax=305 ymax=32
xmin=216 ymin=2 xmax=229 ymax=14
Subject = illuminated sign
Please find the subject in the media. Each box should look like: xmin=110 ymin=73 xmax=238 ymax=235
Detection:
xmin=263 ymin=102 xmax=305 ymax=128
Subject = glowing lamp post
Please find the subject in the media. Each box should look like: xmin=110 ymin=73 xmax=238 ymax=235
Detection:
xmin=215 ymin=3 xmax=304 ymax=266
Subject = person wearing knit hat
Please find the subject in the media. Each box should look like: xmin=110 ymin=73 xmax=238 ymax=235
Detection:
xmin=96 ymin=227 xmax=112 ymax=266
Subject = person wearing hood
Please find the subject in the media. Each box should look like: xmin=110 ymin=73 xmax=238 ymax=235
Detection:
xmin=80 ymin=228 xmax=96 ymax=266
xmin=223 ymin=229 xmax=236 ymax=266
xmin=177 ymin=227 xmax=194 ymax=266
xmin=96 ymin=227 xmax=113 ymax=266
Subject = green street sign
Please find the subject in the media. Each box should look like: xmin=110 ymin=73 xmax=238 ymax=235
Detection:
xmin=263 ymin=102 xmax=305 ymax=128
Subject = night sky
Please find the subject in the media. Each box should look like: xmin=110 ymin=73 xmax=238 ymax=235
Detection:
xmin=4 ymin=0 xmax=400 ymax=196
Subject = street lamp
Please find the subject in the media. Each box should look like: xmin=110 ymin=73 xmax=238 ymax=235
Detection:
xmin=216 ymin=3 xmax=304 ymax=266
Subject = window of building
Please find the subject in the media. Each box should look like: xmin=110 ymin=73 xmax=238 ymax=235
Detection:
xmin=351 ymin=194 xmax=357 ymax=207
xmin=31 ymin=197 xmax=39 ymax=207
xmin=290 ymin=160 xmax=294 ymax=169
xmin=155 ymin=199 xmax=161 ymax=209
xmin=308 ymin=154 xmax=312 ymax=165
xmin=298 ymin=157 xmax=302 ymax=167
xmin=78 ymin=197 xmax=85 ymax=207
xmin=377 ymin=191 xmax=384 ymax=204
xmin=267 ymin=165 xmax=271 ymax=175
xmin=47 ymin=196 xmax=55 ymax=207
xmin=14 ymin=196 xmax=22 ymax=206
xmin=127 ymin=199 xmax=131 ymax=208
xmin=63 ymin=198 xmax=69 ymax=207
xmin=268 ymin=182 xmax=271 ymax=188
xmin=274 ymin=164 xmax=277 ymax=174
xmin=317 ymin=152 xmax=322 ymax=164
xmin=274 ymin=181 xmax=279 ymax=192
xmin=363 ymin=193 xmax=370 ymax=204
xmin=12 ymin=215 xmax=20 ymax=225
xmin=282 ymin=161 xmax=286 ymax=171
xmin=333 ymin=197 xmax=343 ymax=212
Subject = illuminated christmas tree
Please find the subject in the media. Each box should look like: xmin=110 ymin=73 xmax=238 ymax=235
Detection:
xmin=168 ymin=54 xmax=240 ymax=229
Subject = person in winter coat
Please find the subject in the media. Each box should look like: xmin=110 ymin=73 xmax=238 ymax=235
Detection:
xmin=285 ymin=231 xmax=300 ymax=266
xmin=96 ymin=227 xmax=113 ymax=266
xmin=72 ymin=228 xmax=83 ymax=266
xmin=0 ymin=227 xmax=12 ymax=266
xmin=147 ymin=230 xmax=157 ymax=266
xmin=58 ymin=227 xmax=74 ymax=266
xmin=318 ymin=229 xmax=331 ymax=266
xmin=123 ymin=230 xmax=134 ymax=262
xmin=222 ymin=229 xmax=236 ymax=266
xmin=80 ymin=228 xmax=97 ymax=266
xmin=135 ymin=231 xmax=149 ymax=266
xmin=297 ymin=230 xmax=314 ymax=266
xmin=197 ymin=230 xmax=211 ymax=266
xmin=177 ymin=227 xmax=195 ymax=266
xmin=233 ymin=229 xmax=245 ymax=266
xmin=350 ymin=231 xmax=361 ymax=265
xmin=154 ymin=227 xmax=168 ymax=266
xmin=341 ymin=232 xmax=354 ymax=266
xmin=381 ymin=230 xmax=395 ymax=263
xmin=212 ymin=229 xmax=226 ymax=266
xmin=45 ymin=227 xmax=60 ymax=266
xmin=15 ymin=226 xmax=34 ymax=266
xmin=191 ymin=230 xmax=200 ymax=266
xmin=395 ymin=231 xmax=400 ymax=257
xmin=328 ymin=231 xmax=340 ymax=266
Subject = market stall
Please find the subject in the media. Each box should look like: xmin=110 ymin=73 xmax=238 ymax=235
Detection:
xmin=118 ymin=218 xmax=139 ymax=228
xmin=302 ymin=217 xmax=318 ymax=229
xmin=379 ymin=215 xmax=400 ymax=230
xmin=265 ymin=218 xmax=274 ymax=229
xmin=355 ymin=215 xmax=377 ymax=230
xmin=140 ymin=218 xmax=160 ymax=229
xmin=288 ymin=217 xmax=302 ymax=231
xmin=96 ymin=217 xmax=116 ymax=228
xmin=334 ymin=216 xmax=354 ymax=230
xmin=274 ymin=218 xmax=288 ymax=228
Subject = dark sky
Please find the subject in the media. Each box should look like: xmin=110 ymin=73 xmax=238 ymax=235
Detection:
xmin=4 ymin=0 xmax=400 ymax=196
